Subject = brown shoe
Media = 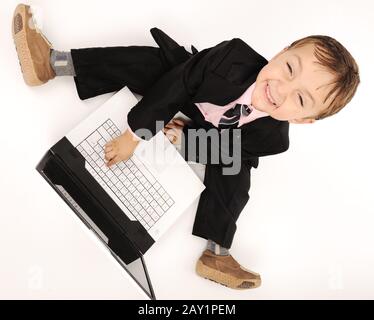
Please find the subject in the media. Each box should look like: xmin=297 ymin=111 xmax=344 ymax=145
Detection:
xmin=196 ymin=249 xmax=261 ymax=289
xmin=12 ymin=3 xmax=55 ymax=86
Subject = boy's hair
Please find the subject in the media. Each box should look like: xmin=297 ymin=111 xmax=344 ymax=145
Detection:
xmin=288 ymin=35 xmax=360 ymax=120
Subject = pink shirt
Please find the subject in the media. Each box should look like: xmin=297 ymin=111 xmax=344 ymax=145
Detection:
xmin=127 ymin=82 xmax=269 ymax=140
xmin=194 ymin=82 xmax=269 ymax=128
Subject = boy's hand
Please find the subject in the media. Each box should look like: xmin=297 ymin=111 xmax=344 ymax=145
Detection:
xmin=104 ymin=129 xmax=140 ymax=168
xmin=162 ymin=119 xmax=186 ymax=145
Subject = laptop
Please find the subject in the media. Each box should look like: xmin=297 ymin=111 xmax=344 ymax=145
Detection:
xmin=36 ymin=86 xmax=205 ymax=300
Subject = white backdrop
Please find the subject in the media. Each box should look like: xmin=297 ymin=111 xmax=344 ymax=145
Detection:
xmin=0 ymin=0 xmax=373 ymax=299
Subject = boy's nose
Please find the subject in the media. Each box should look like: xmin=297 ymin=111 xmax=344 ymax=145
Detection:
xmin=274 ymin=81 xmax=295 ymax=105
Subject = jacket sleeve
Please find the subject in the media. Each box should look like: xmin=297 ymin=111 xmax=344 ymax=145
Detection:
xmin=126 ymin=39 xmax=236 ymax=140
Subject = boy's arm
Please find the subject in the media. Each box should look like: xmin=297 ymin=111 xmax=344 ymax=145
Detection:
xmin=105 ymin=39 xmax=237 ymax=167
xmin=126 ymin=39 xmax=236 ymax=140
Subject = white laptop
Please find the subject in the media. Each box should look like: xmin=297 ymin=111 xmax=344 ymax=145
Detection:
xmin=36 ymin=86 xmax=205 ymax=299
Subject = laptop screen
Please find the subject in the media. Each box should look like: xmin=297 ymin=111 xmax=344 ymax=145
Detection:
xmin=36 ymin=152 xmax=156 ymax=299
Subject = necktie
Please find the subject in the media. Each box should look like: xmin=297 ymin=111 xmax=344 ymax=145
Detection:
xmin=218 ymin=103 xmax=252 ymax=129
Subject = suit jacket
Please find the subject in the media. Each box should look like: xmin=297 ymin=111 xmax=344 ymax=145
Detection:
xmin=127 ymin=28 xmax=290 ymax=169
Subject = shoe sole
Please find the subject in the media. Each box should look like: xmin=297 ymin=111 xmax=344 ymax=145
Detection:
xmin=12 ymin=4 xmax=52 ymax=86
xmin=196 ymin=260 xmax=261 ymax=290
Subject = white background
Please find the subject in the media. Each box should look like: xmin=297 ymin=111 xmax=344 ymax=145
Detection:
xmin=0 ymin=0 xmax=373 ymax=299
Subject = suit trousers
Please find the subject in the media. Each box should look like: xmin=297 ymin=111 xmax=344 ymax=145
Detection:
xmin=70 ymin=45 xmax=253 ymax=249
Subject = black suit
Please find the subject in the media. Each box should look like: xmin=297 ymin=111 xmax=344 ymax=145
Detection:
xmin=70 ymin=27 xmax=290 ymax=248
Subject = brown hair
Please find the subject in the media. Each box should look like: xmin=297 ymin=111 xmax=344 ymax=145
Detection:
xmin=288 ymin=35 xmax=360 ymax=120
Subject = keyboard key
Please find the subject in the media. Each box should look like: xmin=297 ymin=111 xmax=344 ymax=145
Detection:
xmin=81 ymin=141 xmax=94 ymax=155
xmin=91 ymin=153 xmax=99 ymax=161
xmin=146 ymin=206 xmax=153 ymax=214
xmin=112 ymin=176 xmax=119 ymax=184
xmin=98 ymin=138 xmax=106 ymax=147
xmin=162 ymin=193 xmax=170 ymax=201
xmin=87 ymin=131 xmax=101 ymax=147
xmin=98 ymin=126 xmax=111 ymax=141
xmin=154 ymin=182 xmax=161 ymax=190
xmin=120 ymin=187 xmax=128 ymax=196
xmin=94 ymin=144 xmax=102 ymax=153
xmin=155 ymin=206 xmax=164 ymax=216
xmin=127 ymin=159 xmax=134 ymax=167
xmin=151 ymin=211 xmax=159 ymax=221
xmin=154 ymin=193 xmax=160 ymax=201
xmin=106 ymin=171 xmax=114 ymax=178
xmin=116 ymin=181 xmax=123 ymax=189
xmin=123 ymin=180 xmax=131 ymax=188
xmin=143 ymin=181 xmax=151 ymax=189
xmin=148 ymin=220 xmax=155 ymax=227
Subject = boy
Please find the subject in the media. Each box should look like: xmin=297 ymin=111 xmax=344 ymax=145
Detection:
xmin=12 ymin=3 xmax=360 ymax=290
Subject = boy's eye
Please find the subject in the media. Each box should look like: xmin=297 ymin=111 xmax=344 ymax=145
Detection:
xmin=298 ymin=94 xmax=304 ymax=107
xmin=287 ymin=62 xmax=304 ymax=107
xmin=287 ymin=62 xmax=293 ymax=75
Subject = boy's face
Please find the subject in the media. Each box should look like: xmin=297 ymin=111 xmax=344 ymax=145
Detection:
xmin=251 ymin=43 xmax=336 ymax=124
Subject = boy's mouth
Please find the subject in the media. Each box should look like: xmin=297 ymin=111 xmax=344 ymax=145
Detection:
xmin=265 ymin=83 xmax=279 ymax=109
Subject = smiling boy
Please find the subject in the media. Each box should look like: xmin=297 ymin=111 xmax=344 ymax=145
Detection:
xmin=13 ymin=3 xmax=360 ymax=290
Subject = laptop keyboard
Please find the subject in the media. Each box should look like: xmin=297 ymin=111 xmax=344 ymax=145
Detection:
xmin=76 ymin=119 xmax=175 ymax=230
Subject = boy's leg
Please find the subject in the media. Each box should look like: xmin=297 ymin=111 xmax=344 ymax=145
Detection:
xmin=12 ymin=3 xmax=169 ymax=95
xmin=192 ymin=162 xmax=262 ymax=289
xmin=192 ymin=162 xmax=253 ymax=249
xmin=69 ymin=46 xmax=169 ymax=100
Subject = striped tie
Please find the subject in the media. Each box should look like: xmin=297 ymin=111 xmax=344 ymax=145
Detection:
xmin=218 ymin=103 xmax=252 ymax=129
